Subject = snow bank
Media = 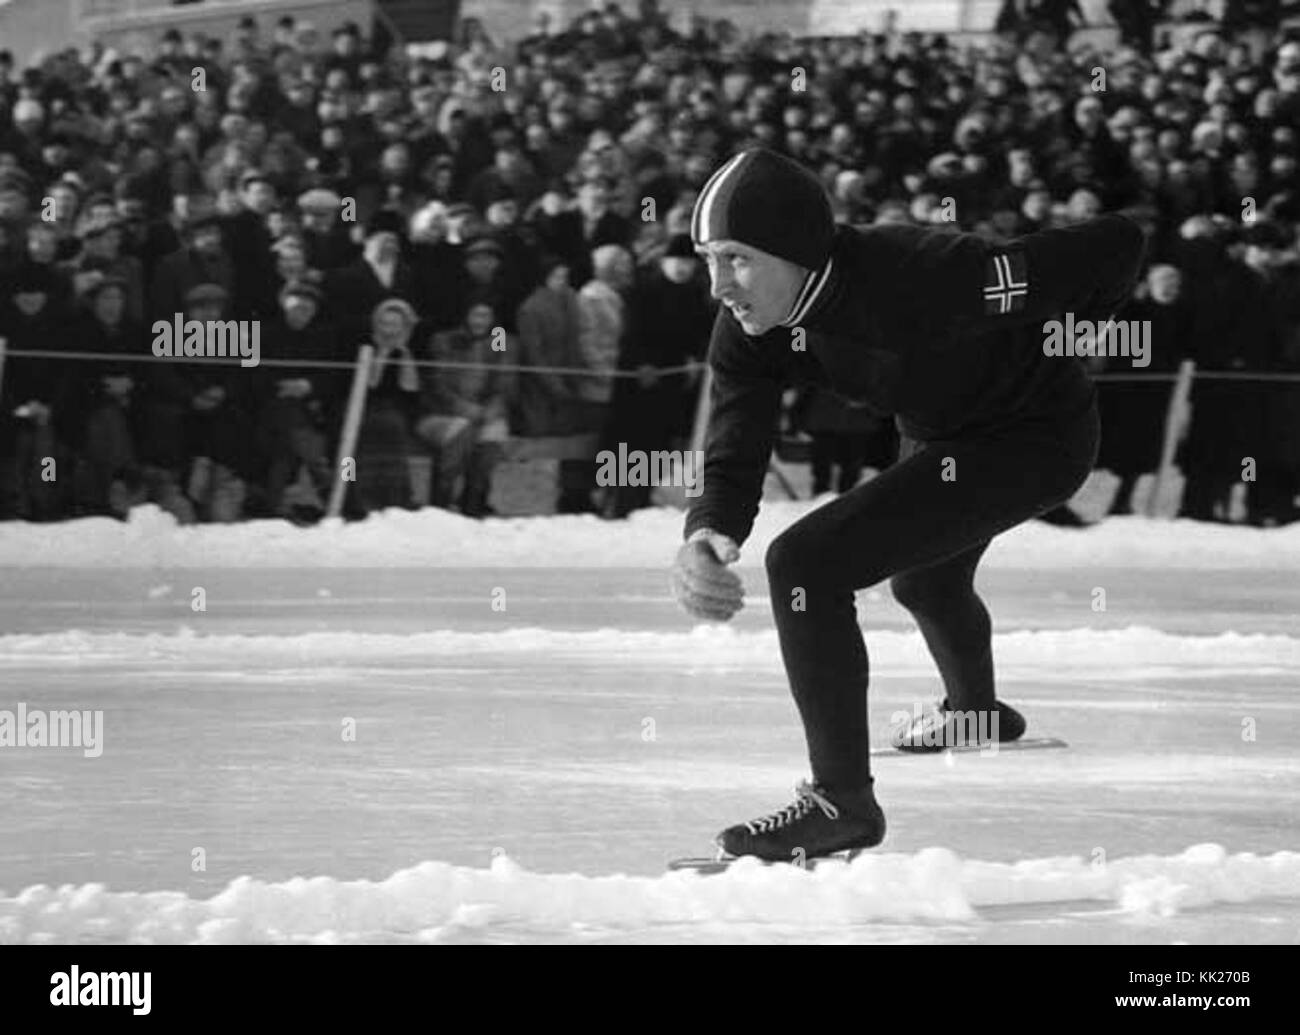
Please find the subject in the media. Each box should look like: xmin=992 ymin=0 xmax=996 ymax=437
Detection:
xmin=2 ymin=844 xmax=1297 ymax=943
xmin=0 ymin=503 xmax=1296 ymax=569
xmin=2 ymin=626 xmax=1296 ymax=680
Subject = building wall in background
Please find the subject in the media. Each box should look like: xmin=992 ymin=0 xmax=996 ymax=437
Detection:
xmin=459 ymin=0 xmax=1130 ymax=44
xmin=0 ymin=0 xmax=373 ymax=66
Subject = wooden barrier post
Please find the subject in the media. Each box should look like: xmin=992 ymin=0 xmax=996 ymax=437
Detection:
xmin=1147 ymin=359 xmax=1196 ymax=518
xmin=326 ymin=344 xmax=375 ymax=519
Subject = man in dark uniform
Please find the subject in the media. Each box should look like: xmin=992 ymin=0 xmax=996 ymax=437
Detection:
xmin=671 ymin=149 xmax=1146 ymax=862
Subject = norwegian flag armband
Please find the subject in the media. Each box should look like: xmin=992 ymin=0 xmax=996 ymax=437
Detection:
xmin=982 ymin=247 xmax=1028 ymax=315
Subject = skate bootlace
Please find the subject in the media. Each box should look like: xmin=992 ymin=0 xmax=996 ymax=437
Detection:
xmin=744 ymin=780 xmax=839 ymax=834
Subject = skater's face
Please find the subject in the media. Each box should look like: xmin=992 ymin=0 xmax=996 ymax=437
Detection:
xmin=695 ymin=239 xmax=806 ymax=336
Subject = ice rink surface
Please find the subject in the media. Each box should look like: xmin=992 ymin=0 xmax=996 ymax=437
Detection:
xmin=0 ymin=506 xmax=1298 ymax=943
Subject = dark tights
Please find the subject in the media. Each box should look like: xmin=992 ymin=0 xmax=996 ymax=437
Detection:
xmin=764 ymin=404 xmax=1100 ymax=792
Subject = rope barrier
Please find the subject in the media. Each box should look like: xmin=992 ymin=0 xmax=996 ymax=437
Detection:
xmin=4 ymin=348 xmax=1300 ymax=383
xmin=0 ymin=348 xmax=707 ymax=379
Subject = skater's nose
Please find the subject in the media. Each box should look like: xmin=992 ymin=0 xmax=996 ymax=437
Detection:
xmin=709 ymin=265 xmax=735 ymax=301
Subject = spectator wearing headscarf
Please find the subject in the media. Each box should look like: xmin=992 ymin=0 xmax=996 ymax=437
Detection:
xmin=353 ymin=296 xmax=424 ymax=512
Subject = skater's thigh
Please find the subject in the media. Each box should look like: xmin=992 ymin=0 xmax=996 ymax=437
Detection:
xmin=768 ymin=418 xmax=1095 ymax=588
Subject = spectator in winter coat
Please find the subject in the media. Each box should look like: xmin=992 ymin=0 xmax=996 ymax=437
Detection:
xmin=223 ymin=168 xmax=279 ymax=319
xmin=603 ymin=233 xmax=714 ymax=516
xmin=570 ymin=242 xmax=633 ymax=514
xmin=452 ymin=232 xmax=505 ymax=320
xmin=408 ymin=200 xmax=465 ymax=331
xmin=297 ymin=187 xmax=356 ymax=271
xmin=180 ymin=283 xmax=257 ymax=523
xmin=66 ymin=274 xmax=146 ymax=518
xmin=257 ymin=280 xmax=343 ymax=522
xmin=325 ymin=209 xmax=419 ymax=350
xmin=1096 ymin=264 xmax=1193 ymax=515
xmin=535 ymin=178 xmax=632 ymax=289
xmin=62 ymin=213 xmax=145 ymax=324
xmin=417 ymin=296 xmax=515 ymax=516
xmin=576 ymin=243 xmax=632 ymax=411
xmin=514 ymin=254 xmax=584 ymax=437
xmin=150 ymin=199 xmax=235 ymax=323
xmin=0 ymin=261 xmax=75 ymax=519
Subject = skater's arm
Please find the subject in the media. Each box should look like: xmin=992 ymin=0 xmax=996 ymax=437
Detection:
xmin=895 ymin=213 xmax=1147 ymax=333
xmin=683 ymin=313 xmax=782 ymax=546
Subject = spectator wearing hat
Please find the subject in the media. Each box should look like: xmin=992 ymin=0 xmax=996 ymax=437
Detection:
xmin=603 ymin=232 xmax=714 ymax=517
xmin=150 ymin=197 xmax=234 ymax=322
xmin=63 ymin=212 xmax=145 ymax=323
xmin=417 ymin=294 xmax=516 ymax=516
xmin=456 ymin=233 xmax=515 ymax=331
xmin=0 ymin=262 xmax=76 ymax=520
xmin=483 ymin=184 xmax=544 ymax=311
xmin=176 ymin=281 xmax=257 ymax=522
xmin=256 ymin=279 xmax=342 ymax=522
xmin=535 ymin=178 xmax=632 ymax=290
xmin=297 ymin=187 xmax=356 ymax=271
xmin=326 ymin=208 xmax=418 ymax=349
xmin=353 ymin=297 xmax=424 ymax=512
xmin=468 ymin=142 xmax=544 ymax=214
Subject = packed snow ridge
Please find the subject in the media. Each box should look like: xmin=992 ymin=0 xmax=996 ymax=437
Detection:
xmin=0 ymin=503 xmax=1297 ymax=569
xmin=1 ymin=626 xmax=1297 ymax=679
xmin=2 ymin=844 xmax=1297 ymax=944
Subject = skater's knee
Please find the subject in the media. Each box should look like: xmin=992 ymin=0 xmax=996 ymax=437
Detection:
xmin=890 ymin=569 xmax=966 ymax=614
xmin=765 ymin=526 xmax=817 ymax=582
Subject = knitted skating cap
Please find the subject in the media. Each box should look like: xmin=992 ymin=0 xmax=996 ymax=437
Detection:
xmin=690 ymin=148 xmax=834 ymax=271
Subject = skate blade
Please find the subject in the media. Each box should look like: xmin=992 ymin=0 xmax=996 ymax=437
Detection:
xmin=873 ymin=736 xmax=1068 ymax=757
xmin=667 ymin=848 xmax=868 ymax=875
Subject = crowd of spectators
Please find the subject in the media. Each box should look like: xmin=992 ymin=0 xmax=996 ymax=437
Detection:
xmin=0 ymin=0 xmax=1297 ymax=525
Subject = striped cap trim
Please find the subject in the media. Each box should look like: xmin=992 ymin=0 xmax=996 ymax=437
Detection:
xmin=691 ymin=151 xmax=753 ymax=245
xmin=782 ymin=255 xmax=836 ymax=327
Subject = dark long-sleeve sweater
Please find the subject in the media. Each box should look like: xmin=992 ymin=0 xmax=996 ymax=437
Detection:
xmin=684 ymin=213 xmax=1147 ymax=545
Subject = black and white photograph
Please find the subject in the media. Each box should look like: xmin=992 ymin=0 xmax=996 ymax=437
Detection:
xmin=0 ymin=0 xmax=1296 ymax=1003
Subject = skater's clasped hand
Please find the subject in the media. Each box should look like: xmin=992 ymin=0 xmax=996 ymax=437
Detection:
xmin=672 ymin=530 xmax=744 ymax=622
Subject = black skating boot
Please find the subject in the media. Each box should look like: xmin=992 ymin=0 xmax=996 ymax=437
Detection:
xmin=893 ymin=698 xmax=1027 ymax=753
xmin=716 ymin=779 xmax=886 ymax=862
